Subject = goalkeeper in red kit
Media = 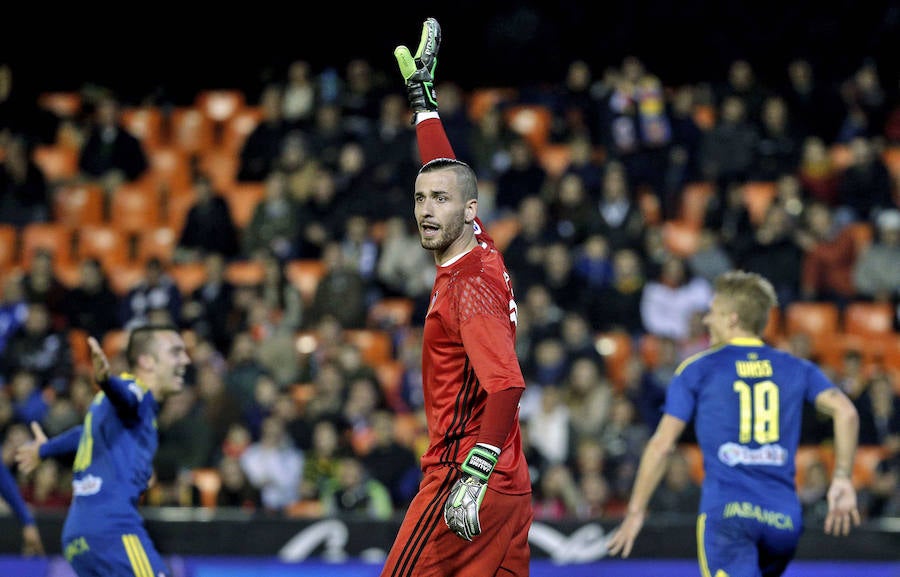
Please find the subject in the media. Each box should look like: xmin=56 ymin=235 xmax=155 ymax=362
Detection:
xmin=378 ymin=18 xmax=533 ymax=577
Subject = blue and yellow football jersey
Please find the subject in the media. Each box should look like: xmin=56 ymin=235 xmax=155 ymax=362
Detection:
xmin=665 ymin=337 xmax=835 ymax=511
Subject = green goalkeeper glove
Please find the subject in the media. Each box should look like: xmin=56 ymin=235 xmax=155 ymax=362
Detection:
xmin=443 ymin=444 xmax=498 ymax=541
xmin=394 ymin=17 xmax=441 ymax=118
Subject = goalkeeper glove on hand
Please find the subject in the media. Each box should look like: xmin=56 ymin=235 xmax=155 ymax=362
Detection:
xmin=443 ymin=444 xmax=498 ymax=541
xmin=394 ymin=17 xmax=441 ymax=118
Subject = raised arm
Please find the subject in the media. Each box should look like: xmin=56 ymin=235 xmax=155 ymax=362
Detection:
xmin=395 ymin=17 xmax=456 ymax=162
xmin=87 ymin=336 xmax=142 ymax=418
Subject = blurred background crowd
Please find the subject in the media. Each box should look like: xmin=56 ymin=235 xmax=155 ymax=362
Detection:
xmin=1 ymin=4 xmax=899 ymax=528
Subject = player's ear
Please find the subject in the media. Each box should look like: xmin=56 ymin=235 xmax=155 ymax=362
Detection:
xmin=465 ymin=198 xmax=477 ymax=224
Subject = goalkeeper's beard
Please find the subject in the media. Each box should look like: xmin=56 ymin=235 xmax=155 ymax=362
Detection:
xmin=419 ymin=213 xmax=468 ymax=252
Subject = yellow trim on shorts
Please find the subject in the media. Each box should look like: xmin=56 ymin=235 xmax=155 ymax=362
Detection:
xmin=122 ymin=533 xmax=153 ymax=577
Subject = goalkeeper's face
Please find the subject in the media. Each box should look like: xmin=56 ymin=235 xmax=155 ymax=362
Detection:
xmin=414 ymin=169 xmax=477 ymax=261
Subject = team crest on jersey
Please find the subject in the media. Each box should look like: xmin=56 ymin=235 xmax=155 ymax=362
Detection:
xmin=473 ymin=221 xmax=482 ymax=234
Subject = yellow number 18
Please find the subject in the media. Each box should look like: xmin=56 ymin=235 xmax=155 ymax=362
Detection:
xmin=733 ymin=380 xmax=780 ymax=444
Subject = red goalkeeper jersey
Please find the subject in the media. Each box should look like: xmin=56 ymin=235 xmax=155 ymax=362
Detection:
xmin=415 ymin=117 xmax=530 ymax=495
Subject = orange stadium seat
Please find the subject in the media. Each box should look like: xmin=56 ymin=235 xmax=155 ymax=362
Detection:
xmin=195 ymin=89 xmax=246 ymax=124
xmin=53 ymin=183 xmax=105 ymax=229
xmin=741 ymin=181 xmax=777 ymax=225
xmin=661 ymin=219 xmax=701 ymax=257
xmin=374 ymin=359 xmax=405 ymax=407
xmin=198 ymin=149 xmax=239 ymax=190
xmin=37 ymin=91 xmax=83 ymax=119
xmin=0 ymin=224 xmax=20 ymax=273
xmin=32 ymin=144 xmax=79 ymax=183
xmin=882 ymin=145 xmax=900 ymax=179
xmin=120 ymin=106 xmax=165 ymax=151
xmin=842 ymin=301 xmax=895 ymax=338
xmin=135 ymin=226 xmax=179 ymax=266
xmin=680 ymin=181 xmax=715 ymax=227
xmin=21 ymin=222 xmax=73 ymax=267
xmin=594 ymin=331 xmax=633 ymax=390
xmin=220 ymin=106 xmax=263 ymax=154
xmin=537 ymin=144 xmax=572 ymax=178
xmin=106 ymin=263 xmax=147 ymax=296
xmin=368 ymin=297 xmax=415 ymax=330
xmin=285 ymin=259 xmax=325 ymax=304
xmin=76 ymin=224 xmax=130 ymax=270
xmin=784 ymin=301 xmax=839 ymax=355
xmin=763 ymin=306 xmax=782 ymax=343
xmin=102 ymin=329 xmax=129 ymax=361
xmin=223 ymin=182 xmax=265 ymax=230
xmin=169 ymin=262 xmax=209 ymax=296
xmin=344 ymin=329 xmax=393 ymax=365
xmin=486 ymin=216 xmax=520 ymax=253
xmin=169 ymin=106 xmax=215 ymax=154
xmin=467 ymin=87 xmax=518 ymax=122
xmin=225 ymin=259 xmax=265 ymax=287
xmin=505 ymin=104 xmax=553 ymax=151
xmin=191 ymin=467 xmax=222 ymax=508
xmin=68 ymin=328 xmax=91 ymax=372
xmin=109 ymin=181 xmax=162 ymax=234
xmin=692 ymin=103 xmax=716 ymax=130
xmin=678 ymin=443 xmax=705 ymax=484
xmin=164 ymin=187 xmax=197 ymax=235
xmin=144 ymin=146 xmax=193 ymax=193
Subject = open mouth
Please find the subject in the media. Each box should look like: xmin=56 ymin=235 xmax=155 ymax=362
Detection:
xmin=420 ymin=222 xmax=440 ymax=238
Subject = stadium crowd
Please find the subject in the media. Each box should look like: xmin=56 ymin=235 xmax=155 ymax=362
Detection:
xmin=1 ymin=48 xmax=899 ymax=527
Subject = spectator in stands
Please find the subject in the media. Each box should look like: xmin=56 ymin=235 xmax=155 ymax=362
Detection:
xmin=241 ymin=170 xmax=301 ymax=261
xmin=216 ymin=454 xmax=262 ymax=510
xmin=3 ymin=303 xmax=73 ymax=394
xmin=467 ymin=103 xmax=516 ymax=182
xmin=174 ymin=174 xmax=240 ymax=262
xmin=299 ymin=418 xmax=346 ymax=502
xmin=640 ymin=255 xmax=713 ymax=342
xmin=590 ymin=160 xmax=645 ymax=253
xmin=854 ymin=371 xmax=900 ymax=446
xmin=797 ymin=136 xmax=841 ymax=207
xmin=239 ymin=414 xmax=304 ymax=515
xmin=503 ymin=195 xmax=559 ymax=296
xmin=599 ymin=395 xmax=650 ymax=490
xmin=281 ymin=59 xmax=317 ymax=132
xmin=181 ymin=252 xmax=238 ymax=354
xmin=20 ymin=249 xmax=68 ymax=328
xmin=120 ymin=257 xmax=182 ymax=330
xmin=737 ymin=204 xmax=804 ymax=308
xmin=0 ymin=132 xmax=50 ymax=227
xmin=308 ymin=102 xmax=353 ymax=171
xmin=21 ymin=457 xmax=71 ymax=511
xmin=360 ymin=410 xmax=420 ymax=509
xmin=853 ymin=207 xmax=900 ymax=305
xmin=859 ymin=449 xmax=899 ymax=519
xmin=320 ymin=455 xmax=394 ymax=520
xmin=0 ymin=63 xmax=59 ymax=146
xmin=77 ymin=93 xmax=148 ymax=191
xmin=224 ymin=331 xmax=270 ymax=412
xmin=295 ymin=166 xmax=348 ymax=259
xmin=647 ymin=448 xmax=701 ymax=515
xmin=308 ymin=241 xmax=367 ymax=329
xmin=495 ymin=135 xmax=549 ymax=215
xmin=565 ymin=356 xmax=614 ymax=442
xmin=375 ymin=215 xmax=434 ymax=309
xmin=795 ymin=201 xmax=858 ymax=305
xmin=277 ymin=130 xmax=321 ymax=204
xmin=834 ymin=136 xmax=895 ymax=226
xmin=8 ymin=369 xmax=50 ymax=427
xmin=339 ymin=58 xmax=385 ymax=140
xmin=156 ymin=387 xmax=214 ymax=472
xmin=0 ymin=275 xmax=29 ymax=372
xmin=698 ymin=95 xmax=760 ymax=192
xmin=237 ymin=84 xmax=288 ymax=182
xmin=549 ymin=172 xmax=599 ymax=246
xmin=752 ymin=95 xmax=803 ymax=181
xmin=63 ymin=257 xmax=121 ymax=339
xmin=783 ymin=58 xmax=843 ymax=143
xmin=195 ymin=363 xmax=243 ymax=463
xmin=686 ymin=228 xmax=733 ymax=285
xmin=587 ymin=247 xmax=646 ymax=336
xmin=532 ymin=463 xmax=585 ymax=521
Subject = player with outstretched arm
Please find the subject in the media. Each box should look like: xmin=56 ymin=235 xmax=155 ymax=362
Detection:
xmin=606 ymin=270 xmax=860 ymax=577
xmin=17 ymin=325 xmax=190 ymax=577
xmin=378 ymin=18 xmax=533 ymax=577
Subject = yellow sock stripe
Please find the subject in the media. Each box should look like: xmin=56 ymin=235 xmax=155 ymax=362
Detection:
xmin=697 ymin=513 xmax=712 ymax=577
xmin=122 ymin=534 xmax=153 ymax=577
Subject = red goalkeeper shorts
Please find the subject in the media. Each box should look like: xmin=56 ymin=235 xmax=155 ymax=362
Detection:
xmin=380 ymin=464 xmax=533 ymax=577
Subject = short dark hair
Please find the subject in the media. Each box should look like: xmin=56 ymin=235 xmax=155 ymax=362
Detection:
xmin=125 ymin=324 xmax=179 ymax=367
xmin=418 ymin=157 xmax=478 ymax=200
